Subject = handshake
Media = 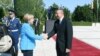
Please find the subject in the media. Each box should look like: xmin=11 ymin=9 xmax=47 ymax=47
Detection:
xmin=41 ymin=33 xmax=48 ymax=40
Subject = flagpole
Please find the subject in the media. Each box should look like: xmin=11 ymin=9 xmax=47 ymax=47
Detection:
xmin=97 ymin=0 xmax=99 ymax=22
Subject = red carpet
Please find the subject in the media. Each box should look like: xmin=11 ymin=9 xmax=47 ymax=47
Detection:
xmin=52 ymin=36 xmax=100 ymax=56
xmin=70 ymin=38 xmax=100 ymax=56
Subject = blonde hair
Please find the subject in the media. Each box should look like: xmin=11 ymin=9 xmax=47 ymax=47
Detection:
xmin=23 ymin=13 xmax=34 ymax=21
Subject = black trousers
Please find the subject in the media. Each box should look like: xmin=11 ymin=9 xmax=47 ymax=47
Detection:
xmin=56 ymin=45 xmax=70 ymax=56
xmin=21 ymin=50 xmax=33 ymax=56
xmin=56 ymin=52 xmax=69 ymax=56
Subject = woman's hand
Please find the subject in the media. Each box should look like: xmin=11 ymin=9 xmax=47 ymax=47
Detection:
xmin=41 ymin=33 xmax=48 ymax=40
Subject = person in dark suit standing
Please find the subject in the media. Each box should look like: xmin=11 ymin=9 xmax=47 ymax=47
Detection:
xmin=47 ymin=9 xmax=73 ymax=56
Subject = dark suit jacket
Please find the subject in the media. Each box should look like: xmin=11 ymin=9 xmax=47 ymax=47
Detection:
xmin=48 ymin=18 xmax=73 ymax=51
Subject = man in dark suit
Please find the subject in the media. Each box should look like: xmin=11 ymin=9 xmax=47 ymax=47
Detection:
xmin=47 ymin=9 xmax=73 ymax=56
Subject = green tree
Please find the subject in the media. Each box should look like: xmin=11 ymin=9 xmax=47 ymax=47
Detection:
xmin=0 ymin=0 xmax=13 ymax=15
xmin=50 ymin=3 xmax=59 ymax=19
xmin=14 ymin=0 xmax=45 ymax=18
xmin=0 ymin=7 xmax=5 ymax=19
xmin=0 ymin=0 xmax=13 ymax=8
xmin=14 ymin=0 xmax=45 ymax=34
xmin=72 ymin=5 xmax=93 ymax=22
xmin=63 ymin=7 xmax=70 ymax=19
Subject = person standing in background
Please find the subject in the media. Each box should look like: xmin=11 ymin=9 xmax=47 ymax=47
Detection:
xmin=1 ymin=16 xmax=8 ymax=25
xmin=7 ymin=9 xmax=21 ymax=56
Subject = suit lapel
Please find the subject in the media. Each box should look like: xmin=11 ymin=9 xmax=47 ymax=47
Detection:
xmin=56 ymin=18 xmax=65 ymax=32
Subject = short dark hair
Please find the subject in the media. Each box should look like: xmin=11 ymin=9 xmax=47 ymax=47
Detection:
xmin=8 ymin=9 xmax=16 ymax=14
xmin=56 ymin=7 xmax=64 ymax=14
xmin=57 ymin=7 xmax=64 ymax=10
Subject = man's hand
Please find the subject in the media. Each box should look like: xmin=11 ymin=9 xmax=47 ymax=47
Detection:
xmin=66 ymin=49 xmax=70 ymax=53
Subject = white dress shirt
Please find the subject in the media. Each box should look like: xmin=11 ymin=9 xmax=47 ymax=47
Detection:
xmin=59 ymin=16 xmax=64 ymax=24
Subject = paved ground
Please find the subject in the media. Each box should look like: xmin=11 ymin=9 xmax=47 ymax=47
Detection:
xmin=74 ymin=26 xmax=100 ymax=49
xmin=18 ymin=38 xmax=56 ymax=56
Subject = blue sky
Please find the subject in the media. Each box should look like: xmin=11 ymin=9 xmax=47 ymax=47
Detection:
xmin=43 ymin=0 xmax=93 ymax=12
